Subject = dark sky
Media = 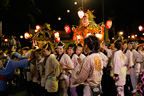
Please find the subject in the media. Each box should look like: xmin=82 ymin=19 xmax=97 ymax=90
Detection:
xmin=1 ymin=0 xmax=144 ymax=39
xmin=35 ymin=0 xmax=144 ymax=38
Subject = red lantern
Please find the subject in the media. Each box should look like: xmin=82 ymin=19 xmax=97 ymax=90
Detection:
xmin=106 ymin=20 xmax=112 ymax=29
xmin=56 ymin=37 xmax=60 ymax=42
xmin=24 ymin=32 xmax=30 ymax=39
xmin=36 ymin=25 xmax=40 ymax=31
xmin=138 ymin=25 xmax=143 ymax=31
xmin=82 ymin=16 xmax=89 ymax=27
xmin=78 ymin=10 xmax=84 ymax=19
xmin=64 ymin=25 xmax=71 ymax=33
xmin=54 ymin=32 xmax=59 ymax=39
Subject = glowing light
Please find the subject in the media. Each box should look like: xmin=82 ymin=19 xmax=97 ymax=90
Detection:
xmin=58 ymin=17 xmax=61 ymax=20
xmin=143 ymin=33 xmax=144 ymax=35
xmin=138 ymin=25 xmax=143 ymax=31
xmin=35 ymin=29 xmax=38 ymax=32
xmin=128 ymin=36 xmax=130 ymax=38
xmin=56 ymin=37 xmax=60 ymax=42
xmin=4 ymin=39 xmax=8 ymax=42
xmin=64 ymin=25 xmax=71 ymax=33
xmin=36 ymin=25 xmax=40 ymax=31
xmin=95 ymin=34 xmax=102 ymax=39
xmin=87 ymin=33 xmax=91 ymax=37
xmin=24 ymin=32 xmax=30 ymax=39
xmin=78 ymin=10 xmax=84 ymax=19
xmin=77 ymin=35 xmax=81 ymax=40
xmin=106 ymin=20 xmax=112 ymax=29
xmin=112 ymin=37 xmax=115 ymax=40
xmin=54 ymin=32 xmax=59 ymax=39
xmin=135 ymin=34 xmax=137 ymax=37
xmin=67 ymin=10 xmax=70 ymax=13
xmin=20 ymin=35 xmax=23 ymax=39
xmin=119 ymin=31 xmax=123 ymax=35
xmin=74 ymin=2 xmax=77 ymax=5
xmin=131 ymin=35 xmax=135 ymax=39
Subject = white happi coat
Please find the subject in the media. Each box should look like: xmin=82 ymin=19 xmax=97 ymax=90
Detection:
xmin=138 ymin=50 xmax=144 ymax=71
xmin=99 ymin=52 xmax=108 ymax=68
xmin=124 ymin=50 xmax=134 ymax=75
xmin=111 ymin=50 xmax=127 ymax=86
xmin=132 ymin=49 xmax=142 ymax=73
xmin=72 ymin=53 xmax=103 ymax=87
xmin=57 ymin=53 xmax=74 ymax=88
xmin=78 ymin=53 xmax=86 ymax=61
xmin=45 ymin=54 xmax=61 ymax=92
xmin=132 ymin=49 xmax=141 ymax=63
xmin=36 ymin=58 xmax=45 ymax=86
xmin=70 ymin=54 xmax=80 ymax=87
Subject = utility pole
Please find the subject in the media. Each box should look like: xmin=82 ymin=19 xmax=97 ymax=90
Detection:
xmin=102 ymin=0 xmax=109 ymax=41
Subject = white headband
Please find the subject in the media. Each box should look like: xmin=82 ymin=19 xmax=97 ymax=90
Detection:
xmin=57 ymin=41 xmax=65 ymax=48
xmin=57 ymin=46 xmax=64 ymax=48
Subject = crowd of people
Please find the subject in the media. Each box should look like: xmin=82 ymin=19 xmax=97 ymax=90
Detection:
xmin=0 ymin=35 xmax=144 ymax=96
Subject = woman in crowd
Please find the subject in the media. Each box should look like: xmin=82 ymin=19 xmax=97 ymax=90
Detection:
xmin=67 ymin=43 xmax=80 ymax=96
xmin=56 ymin=41 xmax=74 ymax=96
xmin=42 ymin=42 xmax=61 ymax=96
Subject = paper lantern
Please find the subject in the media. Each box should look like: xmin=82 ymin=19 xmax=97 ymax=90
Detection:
xmin=36 ymin=25 xmax=40 ymax=31
xmin=138 ymin=25 xmax=143 ymax=31
xmin=24 ymin=32 xmax=30 ymax=39
xmin=82 ymin=16 xmax=89 ymax=27
xmin=64 ymin=25 xmax=71 ymax=33
xmin=54 ymin=32 xmax=59 ymax=39
xmin=78 ymin=10 xmax=84 ymax=19
xmin=106 ymin=20 xmax=112 ymax=29
xmin=56 ymin=37 xmax=60 ymax=42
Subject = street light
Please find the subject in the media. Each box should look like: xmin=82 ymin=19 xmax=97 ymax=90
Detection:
xmin=119 ymin=31 xmax=123 ymax=36
xmin=58 ymin=17 xmax=61 ymax=21
xmin=20 ymin=35 xmax=23 ymax=39
xmin=67 ymin=10 xmax=70 ymax=13
xmin=131 ymin=35 xmax=135 ymax=39
xmin=35 ymin=29 xmax=38 ymax=32
xmin=74 ymin=2 xmax=77 ymax=5
xmin=4 ymin=39 xmax=8 ymax=42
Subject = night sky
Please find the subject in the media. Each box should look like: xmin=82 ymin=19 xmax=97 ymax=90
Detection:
xmin=1 ymin=0 xmax=144 ymax=39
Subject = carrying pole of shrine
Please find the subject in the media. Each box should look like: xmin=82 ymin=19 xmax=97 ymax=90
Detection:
xmin=102 ymin=0 xmax=109 ymax=41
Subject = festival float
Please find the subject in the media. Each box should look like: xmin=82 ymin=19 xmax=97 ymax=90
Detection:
xmin=31 ymin=23 xmax=56 ymax=48
xmin=72 ymin=10 xmax=105 ymax=44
